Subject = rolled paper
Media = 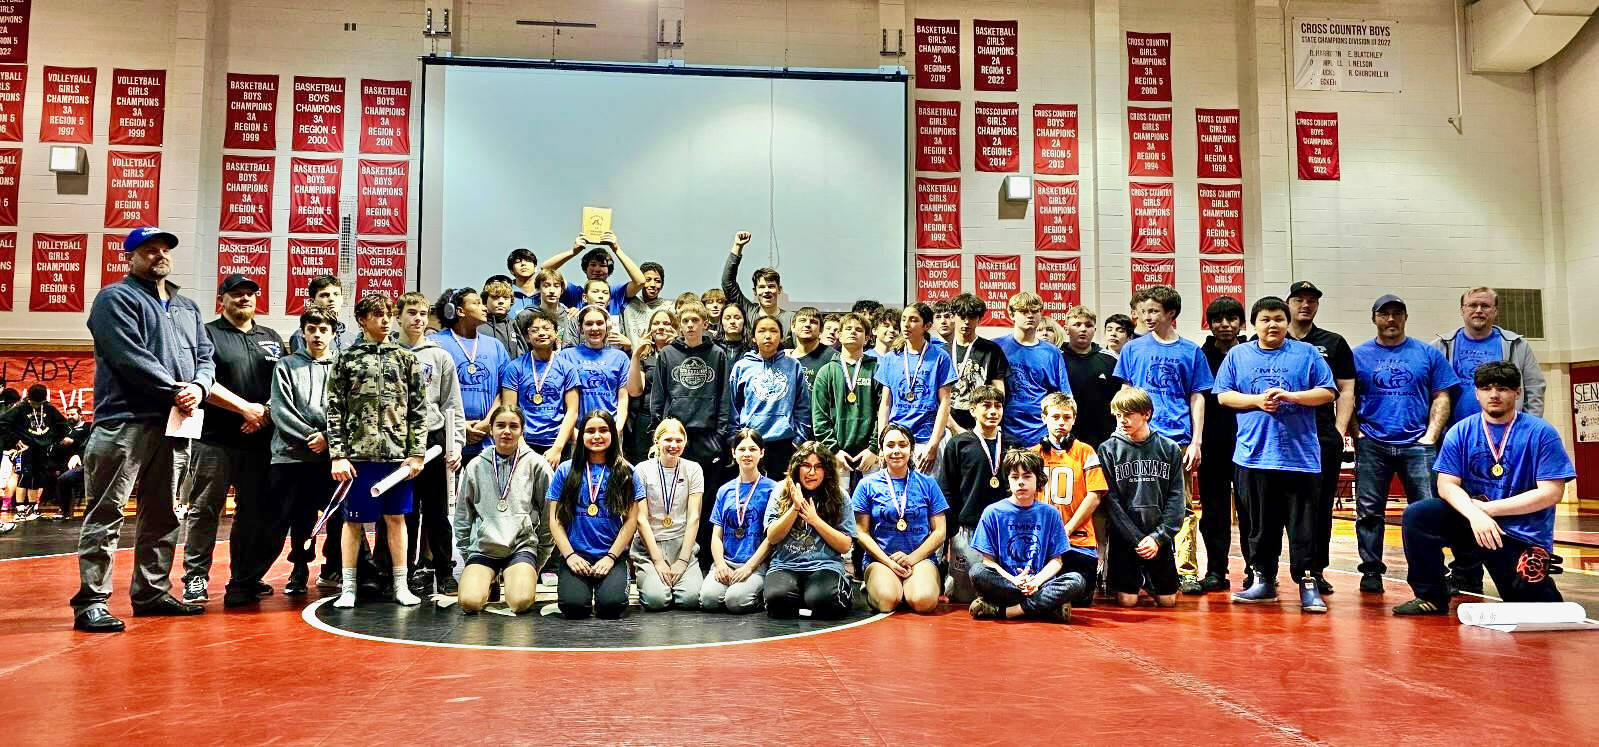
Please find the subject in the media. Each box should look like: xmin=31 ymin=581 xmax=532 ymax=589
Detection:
xmin=371 ymin=444 xmax=444 ymax=496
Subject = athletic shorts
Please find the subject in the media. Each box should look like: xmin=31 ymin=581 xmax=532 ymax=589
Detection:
xmin=1107 ymin=534 xmax=1179 ymax=597
xmin=342 ymin=461 xmax=414 ymax=523
xmin=465 ymin=550 xmax=539 ymax=572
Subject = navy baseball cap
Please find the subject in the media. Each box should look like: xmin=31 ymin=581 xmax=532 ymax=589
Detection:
xmin=1287 ymin=281 xmax=1323 ymax=299
xmin=123 ymin=226 xmax=179 ymax=252
xmin=218 ymin=274 xmax=260 ymax=295
xmin=1371 ymin=294 xmax=1407 ymax=313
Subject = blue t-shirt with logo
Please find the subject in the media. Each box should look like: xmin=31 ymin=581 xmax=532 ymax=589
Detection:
xmin=1448 ymin=330 xmax=1503 ymax=424
xmin=873 ymin=343 xmax=958 ymax=443
xmin=1434 ymin=413 xmax=1574 ymax=549
xmin=546 ymin=461 xmax=646 ymax=558
xmin=1213 ymin=339 xmax=1336 ymax=473
xmin=764 ymin=494 xmax=856 ymax=575
xmin=500 ymin=352 xmax=568 ymax=447
xmin=551 ymin=343 xmax=631 ymax=419
xmin=711 ymin=476 xmax=777 ymax=565
xmin=1113 ymin=333 xmax=1214 ymax=446
xmin=994 ymin=334 xmax=1072 ymax=445
xmin=971 ymin=499 xmax=1069 ymax=576
xmin=1353 ymin=337 xmax=1459 ymax=445
xmin=850 ymin=470 xmax=949 ymax=559
xmin=430 ymin=330 xmax=508 ymax=422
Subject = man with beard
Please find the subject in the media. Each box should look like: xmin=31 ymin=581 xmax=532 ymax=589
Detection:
xmin=71 ymin=227 xmax=215 ymax=632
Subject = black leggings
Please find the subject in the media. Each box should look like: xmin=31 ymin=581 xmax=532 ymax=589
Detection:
xmin=557 ymin=558 xmax=630 ymax=619
xmin=765 ymin=569 xmax=852 ymax=619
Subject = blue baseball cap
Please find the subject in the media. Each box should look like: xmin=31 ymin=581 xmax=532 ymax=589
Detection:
xmin=123 ymin=227 xmax=179 ymax=252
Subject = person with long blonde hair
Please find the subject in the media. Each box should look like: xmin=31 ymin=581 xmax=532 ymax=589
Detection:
xmin=631 ymin=418 xmax=705 ymax=610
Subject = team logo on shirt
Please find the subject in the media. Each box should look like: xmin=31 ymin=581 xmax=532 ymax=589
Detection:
xmin=257 ymin=340 xmax=283 ymax=361
xmin=750 ymin=366 xmax=789 ymax=402
xmin=1147 ymin=360 xmax=1184 ymax=393
xmin=671 ymin=358 xmax=716 ymax=390
xmin=1371 ymin=364 xmax=1415 ymax=392
xmin=457 ymin=359 xmax=490 ymax=388
xmin=1005 ymin=524 xmax=1041 ymax=573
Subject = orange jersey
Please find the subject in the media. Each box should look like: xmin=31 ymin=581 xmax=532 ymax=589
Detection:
xmin=1033 ymin=440 xmax=1108 ymax=550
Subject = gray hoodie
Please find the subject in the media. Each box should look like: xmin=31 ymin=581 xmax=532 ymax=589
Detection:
xmin=453 ymin=442 xmax=552 ymax=562
xmin=1431 ymin=326 xmax=1545 ymax=417
xmin=406 ymin=334 xmax=467 ymax=456
xmin=1095 ymin=429 xmax=1186 ymax=547
xmin=269 ymin=349 xmax=334 ymax=464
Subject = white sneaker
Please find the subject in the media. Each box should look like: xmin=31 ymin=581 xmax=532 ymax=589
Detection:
xmin=182 ymin=576 xmax=209 ymax=603
xmin=0 ymin=522 xmax=15 ymax=534
xmin=333 ymin=591 xmax=356 ymax=609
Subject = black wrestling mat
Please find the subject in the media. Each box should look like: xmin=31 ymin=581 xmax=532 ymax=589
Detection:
xmin=305 ymin=598 xmax=885 ymax=651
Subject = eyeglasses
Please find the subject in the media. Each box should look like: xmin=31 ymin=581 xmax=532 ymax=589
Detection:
xmin=1463 ymin=303 xmax=1495 ymax=311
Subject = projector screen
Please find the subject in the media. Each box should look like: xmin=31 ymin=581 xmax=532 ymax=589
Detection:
xmin=419 ymin=60 xmax=907 ymax=309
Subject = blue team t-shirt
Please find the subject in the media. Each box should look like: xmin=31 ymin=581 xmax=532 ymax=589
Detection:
xmin=546 ymin=460 xmax=646 ymax=558
xmin=500 ymin=352 xmax=568 ymax=447
xmin=1433 ymin=413 xmax=1574 ymax=549
xmin=1113 ymin=333 xmax=1213 ymax=446
xmin=971 ymin=499 xmax=1069 ymax=576
xmin=560 ymin=280 xmax=631 ymax=316
xmin=551 ymin=343 xmax=631 ymax=419
xmin=873 ymin=343 xmax=958 ymax=443
xmin=1448 ymin=330 xmax=1503 ymax=424
xmin=711 ymin=476 xmax=777 ymax=565
xmin=1353 ymin=337 xmax=1459 ymax=445
xmin=994 ymin=334 xmax=1071 ymax=445
xmin=850 ymin=470 xmax=950 ymax=559
xmin=764 ymin=494 xmax=856 ymax=575
xmin=1213 ymin=339 xmax=1336 ymax=473
xmin=430 ymin=330 xmax=509 ymax=422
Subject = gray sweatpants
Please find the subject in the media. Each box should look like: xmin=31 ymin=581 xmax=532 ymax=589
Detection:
xmin=70 ymin=421 xmax=187 ymax=614
xmin=699 ymin=569 xmax=765 ymax=613
xmin=632 ymin=536 xmax=704 ymax=610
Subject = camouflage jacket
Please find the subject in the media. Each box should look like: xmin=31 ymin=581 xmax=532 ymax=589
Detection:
xmin=326 ymin=337 xmax=427 ymax=462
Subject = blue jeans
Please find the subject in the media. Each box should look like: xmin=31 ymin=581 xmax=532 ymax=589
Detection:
xmin=1354 ymin=438 xmax=1436 ymax=574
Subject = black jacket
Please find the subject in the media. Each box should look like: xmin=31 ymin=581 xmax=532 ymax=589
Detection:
xmin=1061 ymin=342 xmax=1119 ymax=446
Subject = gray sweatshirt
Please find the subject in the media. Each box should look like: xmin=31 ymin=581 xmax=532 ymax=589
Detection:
xmin=269 ymin=349 xmax=335 ymax=464
xmin=1095 ymin=429 xmax=1186 ymax=547
xmin=407 ymin=334 xmax=467 ymax=457
xmin=453 ymin=442 xmax=552 ymax=562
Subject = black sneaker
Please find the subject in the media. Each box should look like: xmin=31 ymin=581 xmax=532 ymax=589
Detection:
xmin=1049 ymin=601 xmax=1073 ymax=624
xmin=1238 ymin=567 xmax=1256 ymax=591
xmin=1446 ymin=574 xmax=1483 ymax=596
xmin=74 ymin=608 xmax=126 ymax=633
xmin=408 ymin=568 xmax=435 ymax=596
xmin=255 ymin=581 xmax=274 ymax=597
xmin=1314 ymin=574 xmax=1334 ymax=595
xmin=1359 ymin=572 xmax=1384 ymax=594
xmin=437 ymin=575 xmax=458 ymax=596
xmin=1199 ymin=572 xmax=1229 ymax=592
xmin=1392 ymin=598 xmax=1447 ymax=616
xmin=316 ymin=569 xmax=340 ymax=589
xmin=223 ymin=588 xmax=260 ymax=608
xmin=132 ymin=594 xmax=205 ymax=616
xmin=285 ymin=564 xmax=309 ymax=596
xmin=1178 ymin=576 xmax=1204 ymax=595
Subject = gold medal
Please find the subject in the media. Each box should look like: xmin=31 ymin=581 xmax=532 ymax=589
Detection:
xmin=586 ymin=502 xmax=599 ymax=517
xmin=532 ymin=392 xmax=544 ymax=404
xmin=896 ymin=518 xmax=908 ymax=532
xmin=1491 ymin=463 xmax=1504 ymax=477
xmin=661 ymin=515 xmax=674 ymax=528
xmin=990 ymin=476 xmax=1000 ymax=489
xmin=735 ymin=527 xmax=746 ymax=539
xmin=846 ymin=391 xmax=857 ymax=404
xmin=1482 ymin=415 xmax=1517 ymax=482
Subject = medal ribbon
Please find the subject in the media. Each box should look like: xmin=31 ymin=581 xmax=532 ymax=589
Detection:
xmin=495 ymin=449 xmax=523 ymax=508
xmin=843 ymin=354 xmax=864 ymax=399
xmin=658 ymin=461 xmax=678 ymax=520
xmin=1482 ymin=412 xmax=1517 ymax=471
xmin=735 ymin=479 xmax=758 ymax=532
xmin=902 ymin=344 xmax=924 ymax=399
xmin=982 ymin=432 xmax=1002 ymax=482
xmin=585 ymin=462 xmax=604 ymax=515
xmin=885 ymin=472 xmax=909 ymax=522
xmin=530 ymin=355 xmax=551 ymax=399
xmin=448 ymin=329 xmax=480 ymax=369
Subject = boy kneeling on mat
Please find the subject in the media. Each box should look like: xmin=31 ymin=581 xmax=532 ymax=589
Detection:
xmin=1097 ymin=387 xmax=1185 ymax=608
xmin=967 ymin=449 xmax=1086 ymax=622
xmin=326 ymin=294 xmax=428 ymax=609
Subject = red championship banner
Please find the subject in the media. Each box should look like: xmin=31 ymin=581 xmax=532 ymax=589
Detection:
xmin=1127 ymin=31 xmax=1172 ymax=102
xmin=354 ymin=239 xmax=407 ymax=301
xmin=1129 ymin=181 xmax=1175 ymax=254
xmin=216 ymin=237 xmax=270 ymax=313
xmin=286 ymin=238 xmax=338 ymax=315
xmin=0 ymin=1 xmax=30 ymax=64
xmin=974 ymin=101 xmax=1019 ymax=172
xmin=0 ymin=146 xmax=17 ymax=225
xmin=913 ymin=18 xmax=960 ymax=90
xmin=219 ymin=155 xmax=274 ymax=233
xmin=40 ymin=66 xmax=95 ymax=143
xmin=292 ymin=76 xmax=345 ymax=153
xmin=914 ymin=100 xmax=959 ymax=172
xmin=1296 ymin=111 xmax=1339 ymax=180
xmin=973 ymin=20 xmax=1018 ymax=92
xmin=916 ymin=177 xmax=960 ymax=249
xmin=1131 ymin=256 xmax=1175 ymax=295
xmin=109 ymin=68 xmax=166 ymax=146
xmin=973 ymin=254 xmax=1019 ymax=326
xmin=0 ymin=64 xmax=25 ymax=140
xmin=1128 ymin=107 xmax=1173 ymax=178
xmin=0 ymin=351 xmax=97 ymax=412
xmin=29 ymin=232 xmax=86 ymax=312
xmin=103 ymin=151 xmax=161 ymax=229
xmin=1033 ymin=104 xmax=1078 ymax=176
xmin=288 ymin=157 xmax=341 ymax=234
xmin=1195 ymin=108 xmax=1241 ymax=179
xmin=1200 ymin=258 xmax=1246 ymax=329
xmin=359 ymin=79 xmax=410 ymax=155
xmin=914 ymin=253 xmax=961 ymax=304
xmin=1035 ymin=255 xmax=1081 ymax=316
xmin=1034 ymin=180 xmax=1080 ymax=251
xmin=1198 ymin=183 xmax=1244 ymax=255
xmin=0 ymin=231 xmax=13 ymax=310
xmin=100 ymin=234 xmax=128 ymax=287
xmin=223 ymin=73 xmax=278 ymax=150
xmin=357 ymin=159 xmax=408 ymax=236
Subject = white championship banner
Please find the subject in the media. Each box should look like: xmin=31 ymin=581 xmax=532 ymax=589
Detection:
xmin=1292 ymin=18 xmax=1401 ymax=93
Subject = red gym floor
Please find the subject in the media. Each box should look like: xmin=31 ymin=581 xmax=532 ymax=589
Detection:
xmin=3 ymin=517 xmax=1597 ymax=744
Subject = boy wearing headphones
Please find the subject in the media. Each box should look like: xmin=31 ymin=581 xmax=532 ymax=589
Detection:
xmin=430 ymin=288 xmax=509 ymax=461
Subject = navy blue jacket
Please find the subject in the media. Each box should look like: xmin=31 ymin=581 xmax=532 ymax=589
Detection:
xmin=88 ymin=275 xmax=215 ymax=425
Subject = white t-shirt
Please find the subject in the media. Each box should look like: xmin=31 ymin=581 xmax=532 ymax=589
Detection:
xmin=632 ymin=457 xmax=705 ymax=545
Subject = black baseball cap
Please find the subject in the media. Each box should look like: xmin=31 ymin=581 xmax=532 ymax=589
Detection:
xmin=1287 ymin=281 xmax=1323 ymax=299
xmin=1371 ymin=294 xmax=1407 ymax=313
xmin=218 ymin=274 xmax=260 ymax=294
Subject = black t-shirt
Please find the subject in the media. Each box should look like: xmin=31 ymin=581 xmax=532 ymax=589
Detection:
xmin=1289 ymin=324 xmax=1355 ymax=442
xmin=947 ymin=337 xmax=1012 ymax=430
xmin=1062 ymin=342 xmax=1119 ymax=447
xmin=793 ymin=343 xmax=837 ymax=390
xmin=938 ymin=429 xmax=1018 ymax=528
xmin=200 ymin=318 xmax=285 ymax=450
xmin=1200 ymin=337 xmax=1241 ymax=454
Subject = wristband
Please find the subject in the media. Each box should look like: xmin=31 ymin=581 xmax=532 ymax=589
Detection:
xmin=604 ymin=552 xmax=618 ymax=562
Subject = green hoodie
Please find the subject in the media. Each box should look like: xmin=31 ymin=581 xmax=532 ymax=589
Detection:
xmin=811 ymin=352 xmax=880 ymax=455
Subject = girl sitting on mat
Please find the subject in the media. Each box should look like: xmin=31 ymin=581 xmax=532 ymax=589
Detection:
xmin=852 ymin=423 xmax=949 ymax=614
xmin=763 ymin=441 xmax=857 ymax=619
xmin=455 ymin=405 xmax=550 ymax=615
xmin=632 ymin=418 xmax=705 ymax=611
xmin=548 ymin=410 xmax=643 ymax=619
xmin=700 ymin=429 xmax=777 ymax=613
